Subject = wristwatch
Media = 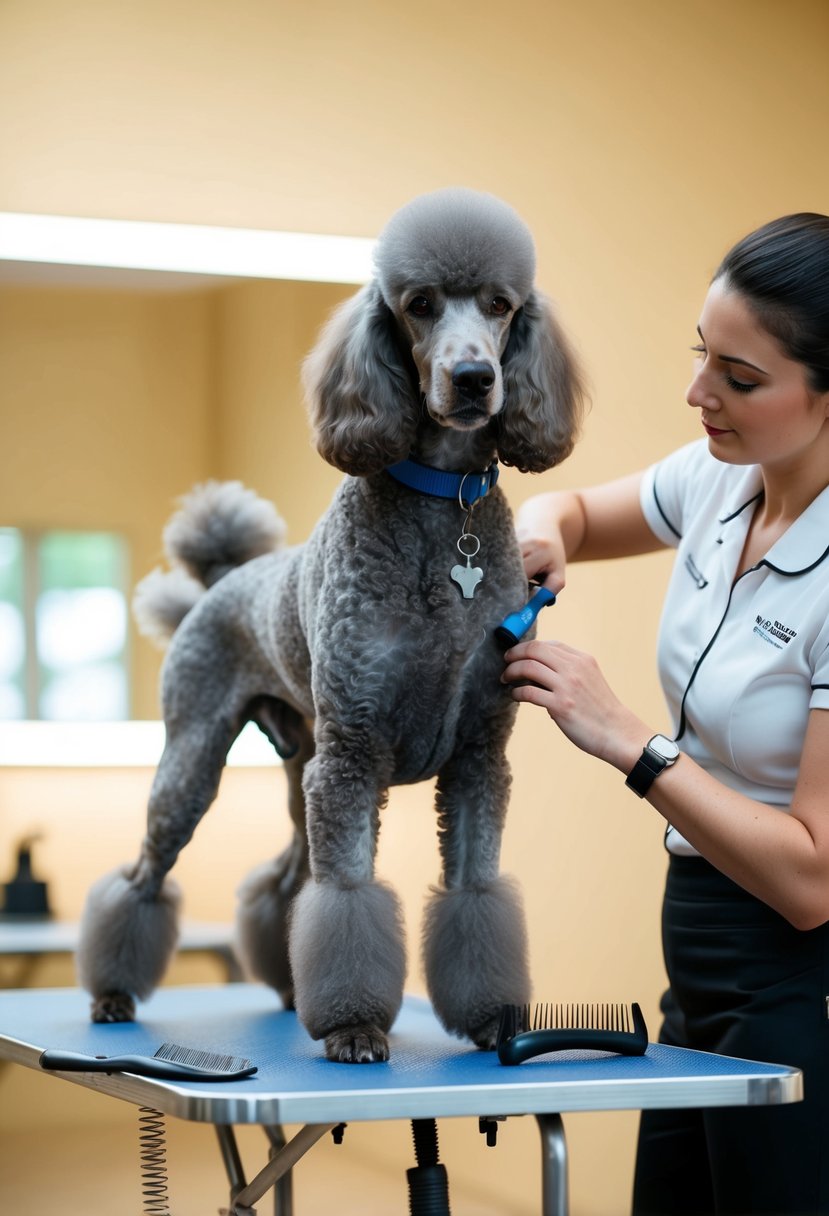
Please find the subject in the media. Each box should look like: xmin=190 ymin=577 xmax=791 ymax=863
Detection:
xmin=625 ymin=734 xmax=680 ymax=798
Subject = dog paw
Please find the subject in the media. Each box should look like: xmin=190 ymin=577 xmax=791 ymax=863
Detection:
xmin=324 ymin=1024 xmax=390 ymax=1063
xmin=90 ymin=991 xmax=136 ymax=1023
xmin=470 ymin=1014 xmax=501 ymax=1052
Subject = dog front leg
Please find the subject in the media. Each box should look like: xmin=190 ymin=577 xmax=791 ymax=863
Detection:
xmin=423 ymin=732 xmax=531 ymax=1049
xmin=288 ymin=744 xmax=406 ymax=1062
xmin=77 ymin=720 xmax=233 ymax=1022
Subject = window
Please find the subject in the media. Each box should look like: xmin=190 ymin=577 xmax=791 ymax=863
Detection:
xmin=0 ymin=528 xmax=129 ymax=721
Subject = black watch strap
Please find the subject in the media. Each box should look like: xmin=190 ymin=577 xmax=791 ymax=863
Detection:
xmin=625 ymin=749 xmax=667 ymax=798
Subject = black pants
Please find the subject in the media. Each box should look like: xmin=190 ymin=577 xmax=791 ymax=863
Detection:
xmin=632 ymin=855 xmax=829 ymax=1216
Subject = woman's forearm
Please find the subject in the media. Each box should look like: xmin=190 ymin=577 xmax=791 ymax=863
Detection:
xmin=512 ymin=486 xmax=583 ymax=556
xmin=516 ymin=473 xmax=663 ymax=567
xmin=641 ymin=756 xmax=828 ymax=931
xmin=504 ymin=638 xmax=829 ymax=932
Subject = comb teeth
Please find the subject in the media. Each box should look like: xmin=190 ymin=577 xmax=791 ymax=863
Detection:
xmin=522 ymin=1003 xmax=635 ymax=1033
xmin=154 ymin=1042 xmax=253 ymax=1073
xmin=496 ymin=1000 xmax=649 ymax=1065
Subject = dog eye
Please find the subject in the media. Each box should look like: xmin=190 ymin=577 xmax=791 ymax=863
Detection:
xmin=408 ymin=295 xmax=432 ymax=317
xmin=490 ymin=296 xmax=511 ymax=316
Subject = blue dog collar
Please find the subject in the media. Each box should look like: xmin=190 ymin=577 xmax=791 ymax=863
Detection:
xmin=386 ymin=458 xmax=499 ymax=506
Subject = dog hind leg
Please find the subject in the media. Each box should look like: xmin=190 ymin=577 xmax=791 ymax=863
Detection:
xmin=235 ymin=720 xmax=314 ymax=1006
xmin=77 ymin=720 xmax=236 ymax=1022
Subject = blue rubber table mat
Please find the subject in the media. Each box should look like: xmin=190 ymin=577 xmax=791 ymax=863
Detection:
xmin=0 ymin=984 xmax=802 ymax=1125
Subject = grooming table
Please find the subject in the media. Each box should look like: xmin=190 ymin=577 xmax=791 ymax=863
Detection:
xmin=0 ymin=983 xmax=802 ymax=1216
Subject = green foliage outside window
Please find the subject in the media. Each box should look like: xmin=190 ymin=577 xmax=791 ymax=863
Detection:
xmin=0 ymin=528 xmax=129 ymax=721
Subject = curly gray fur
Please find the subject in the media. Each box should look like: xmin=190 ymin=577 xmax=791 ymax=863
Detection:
xmin=78 ymin=188 xmax=584 ymax=1060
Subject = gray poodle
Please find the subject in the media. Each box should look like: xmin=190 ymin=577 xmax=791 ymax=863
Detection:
xmin=77 ymin=188 xmax=584 ymax=1062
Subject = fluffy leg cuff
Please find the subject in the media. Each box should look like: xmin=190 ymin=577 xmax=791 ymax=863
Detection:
xmin=76 ymin=865 xmax=181 ymax=1014
xmin=422 ymin=875 xmax=531 ymax=1045
xmin=235 ymin=857 xmax=298 ymax=1006
xmin=288 ymin=878 xmax=406 ymax=1041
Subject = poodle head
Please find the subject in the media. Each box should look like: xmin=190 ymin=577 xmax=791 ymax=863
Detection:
xmin=304 ymin=188 xmax=584 ymax=477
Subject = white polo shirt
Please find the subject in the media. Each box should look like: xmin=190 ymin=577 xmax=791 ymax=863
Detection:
xmin=640 ymin=439 xmax=829 ymax=857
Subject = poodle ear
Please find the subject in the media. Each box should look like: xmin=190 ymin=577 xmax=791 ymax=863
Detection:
xmin=497 ymin=290 xmax=586 ymax=473
xmin=302 ymin=282 xmax=421 ymax=476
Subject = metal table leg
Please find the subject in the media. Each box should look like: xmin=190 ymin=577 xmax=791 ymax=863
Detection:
xmin=264 ymin=1125 xmax=293 ymax=1216
xmin=216 ymin=1123 xmax=247 ymax=1194
xmin=216 ymin=1121 xmax=336 ymax=1215
xmin=217 ymin=1114 xmax=565 ymax=1215
xmin=536 ymin=1113 xmax=568 ymax=1216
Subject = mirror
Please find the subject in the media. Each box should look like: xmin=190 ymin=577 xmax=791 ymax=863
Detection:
xmin=0 ymin=214 xmax=374 ymax=744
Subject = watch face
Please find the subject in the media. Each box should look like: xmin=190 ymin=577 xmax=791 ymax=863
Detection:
xmin=649 ymin=734 xmax=680 ymax=761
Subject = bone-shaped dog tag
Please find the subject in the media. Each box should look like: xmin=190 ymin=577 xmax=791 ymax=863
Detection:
xmin=451 ymin=557 xmax=484 ymax=599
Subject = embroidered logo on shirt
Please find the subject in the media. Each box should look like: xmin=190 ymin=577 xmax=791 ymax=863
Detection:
xmin=753 ymin=615 xmax=797 ymax=649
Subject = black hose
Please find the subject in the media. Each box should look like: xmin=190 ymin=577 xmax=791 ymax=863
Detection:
xmin=407 ymin=1119 xmax=451 ymax=1215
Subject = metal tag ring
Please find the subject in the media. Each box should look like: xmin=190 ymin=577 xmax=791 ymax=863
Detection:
xmin=458 ymin=472 xmax=483 ymax=511
xmin=457 ymin=533 xmax=481 ymax=558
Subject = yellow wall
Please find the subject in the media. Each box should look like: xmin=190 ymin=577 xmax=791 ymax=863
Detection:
xmin=0 ymin=278 xmax=351 ymax=715
xmin=1 ymin=1 xmax=828 ymax=1213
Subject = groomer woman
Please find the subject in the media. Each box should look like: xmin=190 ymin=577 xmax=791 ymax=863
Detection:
xmin=503 ymin=213 xmax=829 ymax=1216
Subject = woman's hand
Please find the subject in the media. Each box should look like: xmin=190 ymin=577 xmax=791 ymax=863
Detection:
xmin=501 ymin=638 xmax=646 ymax=771
xmin=514 ymin=490 xmax=580 ymax=594
xmin=513 ymin=475 xmax=661 ymax=586
xmin=516 ymin=530 xmax=566 ymax=594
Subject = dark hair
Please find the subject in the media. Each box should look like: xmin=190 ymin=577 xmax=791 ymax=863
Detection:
xmin=713 ymin=213 xmax=829 ymax=392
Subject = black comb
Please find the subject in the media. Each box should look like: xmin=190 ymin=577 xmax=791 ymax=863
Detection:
xmin=39 ymin=1041 xmax=257 ymax=1081
xmin=496 ymin=1001 xmax=648 ymax=1065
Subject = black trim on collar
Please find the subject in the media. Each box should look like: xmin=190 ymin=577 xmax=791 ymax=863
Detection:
xmin=760 ymin=541 xmax=829 ymax=578
xmin=718 ymin=490 xmax=763 ymax=526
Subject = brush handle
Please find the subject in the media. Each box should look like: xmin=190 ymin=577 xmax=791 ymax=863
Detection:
xmin=39 ymin=1049 xmax=256 ymax=1081
xmin=498 ymin=1025 xmax=648 ymax=1065
xmin=495 ymin=587 xmax=556 ymax=648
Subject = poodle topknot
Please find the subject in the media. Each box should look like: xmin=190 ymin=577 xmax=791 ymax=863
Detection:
xmin=374 ymin=188 xmax=537 ymax=303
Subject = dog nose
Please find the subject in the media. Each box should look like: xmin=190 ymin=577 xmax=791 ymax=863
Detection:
xmin=452 ymin=361 xmax=496 ymax=399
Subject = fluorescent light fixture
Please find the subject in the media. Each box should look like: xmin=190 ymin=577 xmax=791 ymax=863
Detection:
xmin=0 ymin=212 xmax=376 ymax=285
xmin=0 ymin=720 xmax=280 ymax=768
